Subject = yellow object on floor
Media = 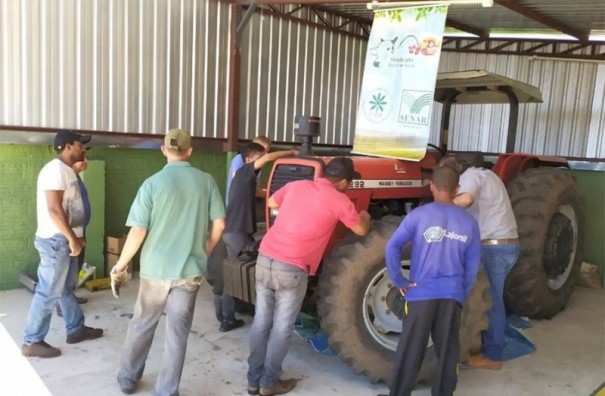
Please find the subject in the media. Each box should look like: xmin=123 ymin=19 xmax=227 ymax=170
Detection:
xmin=85 ymin=277 xmax=111 ymax=292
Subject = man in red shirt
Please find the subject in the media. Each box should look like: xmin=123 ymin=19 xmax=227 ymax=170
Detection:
xmin=246 ymin=157 xmax=371 ymax=396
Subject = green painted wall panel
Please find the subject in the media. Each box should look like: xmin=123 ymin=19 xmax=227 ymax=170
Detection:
xmin=81 ymin=160 xmax=106 ymax=278
xmin=0 ymin=145 xmax=55 ymax=290
xmin=0 ymin=144 xmax=227 ymax=291
xmin=572 ymin=170 xmax=605 ymax=284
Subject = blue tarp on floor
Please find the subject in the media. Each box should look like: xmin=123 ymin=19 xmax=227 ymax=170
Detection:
xmin=294 ymin=313 xmax=536 ymax=360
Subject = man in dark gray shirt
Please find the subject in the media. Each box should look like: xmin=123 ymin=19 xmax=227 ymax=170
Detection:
xmin=219 ymin=143 xmax=297 ymax=332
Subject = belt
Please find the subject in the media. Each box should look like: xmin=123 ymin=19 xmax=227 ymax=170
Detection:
xmin=481 ymin=238 xmax=518 ymax=245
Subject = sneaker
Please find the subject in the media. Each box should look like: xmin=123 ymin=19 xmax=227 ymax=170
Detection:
xmin=76 ymin=296 xmax=88 ymax=304
xmin=248 ymin=385 xmax=260 ymax=395
xmin=466 ymin=354 xmax=502 ymax=370
xmin=22 ymin=341 xmax=62 ymax=358
xmin=219 ymin=319 xmax=245 ymax=332
xmin=66 ymin=326 xmax=104 ymax=344
xmin=259 ymin=378 xmax=297 ymax=396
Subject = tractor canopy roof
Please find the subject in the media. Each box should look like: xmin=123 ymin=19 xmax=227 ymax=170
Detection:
xmin=434 ymin=70 xmax=543 ymax=105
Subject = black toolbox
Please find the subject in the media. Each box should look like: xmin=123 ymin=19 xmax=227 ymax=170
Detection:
xmin=223 ymin=256 xmax=257 ymax=304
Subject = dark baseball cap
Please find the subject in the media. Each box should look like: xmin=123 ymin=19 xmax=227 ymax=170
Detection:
xmin=53 ymin=130 xmax=92 ymax=151
xmin=324 ymin=157 xmax=361 ymax=181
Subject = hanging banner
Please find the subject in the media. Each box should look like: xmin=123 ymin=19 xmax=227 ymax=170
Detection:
xmin=353 ymin=6 xmax=449 ymax=161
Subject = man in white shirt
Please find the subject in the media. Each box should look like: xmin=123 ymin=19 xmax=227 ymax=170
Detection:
xmin=22 ymin=131 xmax=103 ymax=359
xmin=440 ymin=155 xmax=519 ymax=370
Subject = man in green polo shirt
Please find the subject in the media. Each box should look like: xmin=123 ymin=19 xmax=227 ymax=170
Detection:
xmin=111 ymin=129 xmax=225 ymax=396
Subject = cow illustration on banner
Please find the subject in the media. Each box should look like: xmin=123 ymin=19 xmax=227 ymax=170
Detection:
xmin=353 ymin=6 xmax=449 ymax=161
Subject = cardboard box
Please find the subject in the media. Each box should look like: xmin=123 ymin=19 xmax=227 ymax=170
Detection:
xmin=106 ymin=236 xmax=127 ymax=254
xmin=104 ymin=252 xmax=132 ymax=277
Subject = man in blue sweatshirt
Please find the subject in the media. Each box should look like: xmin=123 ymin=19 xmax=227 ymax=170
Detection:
xmin=384 ymin=166 xmax=481 ymax=396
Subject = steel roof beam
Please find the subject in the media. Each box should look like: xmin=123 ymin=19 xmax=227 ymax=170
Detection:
xmin=446 ymin=19 xmax=489 ymax=39
xmin=494 ymin=0 xmax=590 ymax=42
xmin=442 ymin=37 xmax=605 ymax=60
xmin=254 ymin=5 xmax=369 ymax=40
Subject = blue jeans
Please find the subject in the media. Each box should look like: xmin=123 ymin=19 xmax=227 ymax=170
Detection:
xmin=481 ymin=243 xmax=519 ymax=361
xmin=247 ymin=254 xmax=308 ymax=389
xmin=118 ymin=277 xmax=201 ymax=396
xmin=23 ymin=235 xmax=85 ymax=345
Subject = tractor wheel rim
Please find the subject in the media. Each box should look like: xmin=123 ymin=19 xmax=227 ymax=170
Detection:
xmin=546 ymin=204 xmax=578 ymax=290
xmin=362 ymin=262 xmax=433 ymax=351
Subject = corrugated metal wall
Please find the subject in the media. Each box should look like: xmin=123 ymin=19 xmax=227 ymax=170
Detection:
xmin=1 ymin=2 xmax=603 ymax=157
xmin=0 ymin=0 xmax=231 ymax=138
xmin=238 ymin=7 xmax=367 ymax=145
xmin=431 ymin=42 xmax=605 ymax=158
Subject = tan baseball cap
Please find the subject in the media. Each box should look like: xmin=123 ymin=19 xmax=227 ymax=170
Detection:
xmin=164 ymin=129 xmax=192 ymax=151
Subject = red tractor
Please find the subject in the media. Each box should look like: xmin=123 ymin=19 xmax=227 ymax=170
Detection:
xmin=225 ymin=70 xmax=584 ymax=383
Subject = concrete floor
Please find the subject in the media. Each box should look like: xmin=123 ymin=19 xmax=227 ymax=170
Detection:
xmin=0 ymin=278 xmax=603 ymax=396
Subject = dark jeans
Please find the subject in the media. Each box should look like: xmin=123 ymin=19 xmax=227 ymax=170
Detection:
xmin=220 ymin=232 xmax=254 ymax=322
xmin=206 ymin=240 xmax=227 ymax=295
xmin=390 ymin=299 xmax=462 ymax=396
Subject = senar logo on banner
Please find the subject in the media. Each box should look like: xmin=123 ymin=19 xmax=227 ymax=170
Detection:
xmin=353 ymin=6 xmax=449 ymax=161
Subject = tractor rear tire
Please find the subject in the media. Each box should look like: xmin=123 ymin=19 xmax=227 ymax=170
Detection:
xmin=505 ymin=168 xmax=584 ymax=319
xmin=317 ymin=217 xmax=490 ymax=384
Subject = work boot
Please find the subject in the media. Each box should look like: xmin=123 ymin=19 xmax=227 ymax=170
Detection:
xmin=259 ymin=378 xmax=297 ymax=396
xmin=467 ymin=354 xmax=502 ymax=370
xmin=22 ymin=341 xmax=62 ymax=358
xmin=66 ymin=326 xmax=104 ymax=344
xmin=219 ymin=319 xmax=245 ymax=332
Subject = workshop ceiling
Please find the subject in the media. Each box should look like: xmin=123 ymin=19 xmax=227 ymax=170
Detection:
xmin=229 ymin=0 xmax=605 ymax=44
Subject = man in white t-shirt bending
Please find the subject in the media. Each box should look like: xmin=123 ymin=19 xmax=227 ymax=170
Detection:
xmin=22 ymin=131 xmax=103 ymax=359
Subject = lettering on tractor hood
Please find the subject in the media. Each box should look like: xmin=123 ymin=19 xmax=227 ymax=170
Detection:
xmin=348 ymin=179 xmax=429 ymax=189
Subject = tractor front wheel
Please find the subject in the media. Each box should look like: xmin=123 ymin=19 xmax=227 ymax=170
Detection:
xmin=317 ymin=217 xmax=490 ymax=384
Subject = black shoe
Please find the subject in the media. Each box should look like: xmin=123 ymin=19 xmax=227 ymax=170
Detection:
xmin=248 ymin=385 xmax=260 ymax=395
xmin=219 ymin=319 xmax=245 ymax=332
xmin=56 ymin=304 xmax=63 ymax=317
xmin=66 ymin=326 xmax=103 ymax=344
